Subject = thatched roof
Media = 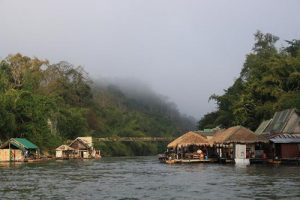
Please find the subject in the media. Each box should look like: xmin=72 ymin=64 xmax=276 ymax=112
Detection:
xmin=210 ymin=126 xmax=262 ymax=144
xmin=56 ymin=145 xmax=75 ymax=151
xmin=167 ymin=131 xmax=209 ymax=148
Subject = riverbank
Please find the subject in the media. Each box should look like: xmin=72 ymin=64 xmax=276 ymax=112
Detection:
xmin=93 ymin=141 xmax=168 ymax=156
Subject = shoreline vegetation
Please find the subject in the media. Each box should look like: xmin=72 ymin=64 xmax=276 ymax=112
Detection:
xmin=0 ymin=53 xmax=195 ymax=156
xmin=0 ymin=31 xmax=299 ymax=158
xmin=198 ymin=31 xmax=300 ymax=131
xmin=94 ymin=140 xmax=169 ymax=157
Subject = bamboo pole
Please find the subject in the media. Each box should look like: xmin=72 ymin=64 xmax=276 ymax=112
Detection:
xmin=9 ymin=142 xmax=11 ymax=162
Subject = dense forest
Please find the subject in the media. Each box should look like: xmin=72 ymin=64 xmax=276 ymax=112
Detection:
xmin=198 ymin=31 xmax=300 ymax=131
xmin=0 ymin=54 xmax=196 ymax=152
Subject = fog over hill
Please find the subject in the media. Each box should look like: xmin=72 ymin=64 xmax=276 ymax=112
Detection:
xmin=93 ymin=77 xmax=197 ymax=130
xmin=1 ymin=0 xmax=300 ymax=119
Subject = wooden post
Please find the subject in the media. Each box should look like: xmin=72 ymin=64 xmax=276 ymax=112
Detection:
xmin=9 ymin=142 xmax=11 ymax=162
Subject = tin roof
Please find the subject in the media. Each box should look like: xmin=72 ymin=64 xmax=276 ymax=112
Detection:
xmin=195 ymin=128 xmax=221 ymax=137
xmin=56 ymin=145 xmax=75 ymax=151
xmin=270 ymin=134 xmax=300 ymax=143
xmin=0 ymin=138 xmax=39 ymax=150
xmin=255 ymin=119 xmax=272 ymax=135
xmin=12 ymin=138 xmax=39 ymax=149
xmin=77 ymin=137 xmax=93 ymax=147
xmin=264 ymin=108 xmax=300 ymax=134
xmin=69 ymin=137 xmax=93 ymax=149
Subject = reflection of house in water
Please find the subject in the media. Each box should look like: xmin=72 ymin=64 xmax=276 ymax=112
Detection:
xmin=0 ymin=138 xmax=39 ymax=162
xmin=56 ymin=137 xmax=100 ymax=159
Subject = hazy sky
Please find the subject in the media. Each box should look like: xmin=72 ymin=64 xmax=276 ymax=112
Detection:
xmin=1 ymin=1 xmax=300 ymax=119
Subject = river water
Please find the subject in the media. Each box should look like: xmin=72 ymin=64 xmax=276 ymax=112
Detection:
xmin=0 ymin=156 xmax=299 ymax=200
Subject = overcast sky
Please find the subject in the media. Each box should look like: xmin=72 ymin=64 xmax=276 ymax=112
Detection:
xmin=1 ymin=0 xmax=300 ymax=119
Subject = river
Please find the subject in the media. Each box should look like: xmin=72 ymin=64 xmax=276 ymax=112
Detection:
xmin=0 ymin=156 xmax=299 ymax=200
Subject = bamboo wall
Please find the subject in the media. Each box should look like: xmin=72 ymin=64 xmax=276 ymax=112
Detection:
xmin=0 ymin=149 xmax=23 ymax=162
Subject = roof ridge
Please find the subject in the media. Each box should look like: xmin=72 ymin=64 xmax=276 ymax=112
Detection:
xmin=232 ymin=125 xmax=243 ymax=135
xmin=222 ymin=126 xmax=241 ymax=141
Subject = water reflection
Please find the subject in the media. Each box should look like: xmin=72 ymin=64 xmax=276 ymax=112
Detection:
xmin=0 ymin=157 xmax=300 ymax=200
xmin=0 ymin=162 xmax=26 ymax=169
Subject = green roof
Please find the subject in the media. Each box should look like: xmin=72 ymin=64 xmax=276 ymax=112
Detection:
xmin=12 ymin=138 xmax=39 ymax=149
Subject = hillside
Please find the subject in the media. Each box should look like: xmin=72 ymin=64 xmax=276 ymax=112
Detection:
xmin=0 ymin=54 xmax=196 ymax=151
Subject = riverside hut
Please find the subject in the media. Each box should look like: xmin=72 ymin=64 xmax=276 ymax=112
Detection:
xmin=256 ymin=108 xmax=300 ymax=135
xmin=269 ymin=134 xmax=300 ymax=162
xmin=0 ymin=138 xmax=39 ymax=162
xmin=68 ymin=137 xmax=100 ymax=159
xmin=255 ymin=108 xmax=300 ymax=164
xmin=210 ymin=126 xmax=263 ymax=164
xmin=55 ymin=145 xmax=75 ymax=159
xmin=164 ymin=131 xmax=217 ymax=163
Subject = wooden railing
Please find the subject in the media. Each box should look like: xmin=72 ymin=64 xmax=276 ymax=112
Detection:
xmin=93 ymin=137 xmax=174 ymax=142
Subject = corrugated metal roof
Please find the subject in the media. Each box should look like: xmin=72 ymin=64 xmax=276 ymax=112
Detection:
xmin=270 ymin=134 xmax=300 ymax=143
xmin=255 ymin=119 xmax=272 ymax=135
xmin=56 ymin=145 xmax=75 ymax=151
xmin=77 ymin=137 xmax=93 ymax=147
xmin=69 ymin=137 xmax=93 ymax=148
xmin=264 ymin=108 xmax=300 ymax=134
xmin=12 ymin=138 xmax=39 ymax=149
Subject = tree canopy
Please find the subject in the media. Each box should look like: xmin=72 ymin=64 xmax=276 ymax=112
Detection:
xmin=198 ymin=31 xmax=300 ymax=130
xmin=0 ymin=54 xmax=196 ymax=151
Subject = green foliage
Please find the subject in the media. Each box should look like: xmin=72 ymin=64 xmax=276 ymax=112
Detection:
xmin=93 ymin=141 xmax=168 ymax=157
xmin=0 ymin=54 xmax=90 ymax=151
xmin=199 ymin=31 xmax=300 ymax=130
xmin=0 ymin=53 xmax=196 ymax=155
xmin=57 ymin=107 xmax=88 ymax=139
xmin=198 ymin=111 xmax=220 ymax=130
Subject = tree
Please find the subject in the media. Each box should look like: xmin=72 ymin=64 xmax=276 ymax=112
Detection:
xmin=199 ymin=31 xmax=300 ymax=130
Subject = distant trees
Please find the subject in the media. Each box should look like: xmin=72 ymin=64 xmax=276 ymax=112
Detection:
xmin=89 ymin=82 xmax=196 ymax=138
xmin=0 ymin=54 xmax=92 ymax=149
xmin=0 ymin=53 xmax=196 ymax=151
xmin=198 ymin=31 xmax=300 ymax=130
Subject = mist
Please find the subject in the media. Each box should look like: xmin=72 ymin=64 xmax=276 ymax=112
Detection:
xmin=1 ymin=0 xmax=300 ymax=119
xmin=92 ymin=77 xmax=197 ymax=129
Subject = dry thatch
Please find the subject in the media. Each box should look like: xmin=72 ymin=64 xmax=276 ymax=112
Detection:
xmin=167 ymin=131 xmax=209 ymax=148
xmin=210 ymin=126 xmax=262 ymax=144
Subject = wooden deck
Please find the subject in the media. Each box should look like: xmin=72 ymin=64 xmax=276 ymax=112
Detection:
xmin=161 ymin=156 xmax=300 ymax=165
xmin=164 ymin=158 xmax=218 ymax=164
